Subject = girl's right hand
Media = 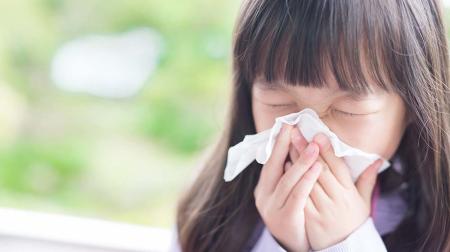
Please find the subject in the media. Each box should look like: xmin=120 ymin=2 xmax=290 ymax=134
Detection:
xmin=254 ymin=124 xmax=323 ymax=252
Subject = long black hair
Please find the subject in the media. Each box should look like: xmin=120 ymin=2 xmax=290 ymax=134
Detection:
xmin=177 ymin=1 xmax=450 ymax=251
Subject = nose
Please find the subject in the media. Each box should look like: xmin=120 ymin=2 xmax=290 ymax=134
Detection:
xmin=313 ymin=109 xmax=335 ymax=131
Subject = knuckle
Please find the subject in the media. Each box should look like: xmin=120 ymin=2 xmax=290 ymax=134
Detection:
xmin=302 ymin=172 xmax=316 ymax=183
xmin=341 ymin=195 xmax=353 ymax=209
xmin=312 ymin=183 xmax=320 ymax=192
xmin=276 ymin=178 xmax=289 ymax=193
xmin=322 ymin=142 xmax=332 ymax=152
xmin=263 ymin=159 xmax=275 ymax=171
xmin=253 ymin=188 xmax=259 ymax=200
xmin=291 ymin=188 xmax=305 ymax=200
xmin=260 ymin=205 xmax=271 ymax=220
xmin=255 ymin=197 xmax=262 ymax=211
xmin=254 ymin=189 xmax=263 ymax=208
xmin=260 ymin=163 xmax=268 ymax=174
xmin=254 ymin=194 xmax=261 ymax=208
xmin=298 ymin=153 xmax=310 ymax=163
xmin=317 ymin=218 xmax=329 ymax=229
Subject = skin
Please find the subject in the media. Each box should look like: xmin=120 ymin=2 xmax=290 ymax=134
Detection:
xmin=251 ymin=76 xmax=409 ymax=251
xmin=251 ymin=76 xmax=408 ymax=158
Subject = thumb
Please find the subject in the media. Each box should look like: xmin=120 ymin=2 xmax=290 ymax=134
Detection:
xmin=356 ymin=159 xmax=382 ymax=206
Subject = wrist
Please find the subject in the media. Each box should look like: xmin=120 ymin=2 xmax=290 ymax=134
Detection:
xmin=273 ymin=236 xmax=309 ymax=252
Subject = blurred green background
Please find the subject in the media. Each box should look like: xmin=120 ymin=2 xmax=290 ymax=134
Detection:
xmin=2 ymin=0 xmax=450 ymax=230
xmin=0 ymin=0 xmax=240 ymax=228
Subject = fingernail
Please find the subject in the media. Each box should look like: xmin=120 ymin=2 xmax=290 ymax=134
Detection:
xmin=314 ymin=133 xmax=328 ymax=148
xmin=305 ymin=143 xmax=317 ymax=156
xmin=282 ymin=124 xmax=291 ymax=133
xmin=375 ymin=159 xmax=383 ymax=168
xmin=291 ymin=129 xmax=301 ymax=142
xmin=311 ymin=162 xmax=322 ymax=172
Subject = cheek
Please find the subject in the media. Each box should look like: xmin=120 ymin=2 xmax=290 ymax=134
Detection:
xmin=252 ymin=93 xmax=408 ymax=160
xmin=252 ymin=103 xmax=279 ymax=133
xmin=329 ymin=104 xmax=408 ymax=159
xmin=333 ymin=121 xmax=404 ymax=159
xmin=253 ymin=106 xmax=406 ymax=159
xmin=369 ymin=113 xmax=408 ymax=159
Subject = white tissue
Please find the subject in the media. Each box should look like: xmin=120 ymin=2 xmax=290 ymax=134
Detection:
xmin=224 ymin=108 xmax=390 ymax=182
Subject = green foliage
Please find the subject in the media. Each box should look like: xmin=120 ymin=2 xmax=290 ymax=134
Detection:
xmin=0 ymin=141 xmax=85 ymax=195
xmin=138 ymin=97 xmax=217 ymax=154
xmin=0 ymin=0 xmax=237 ymax=227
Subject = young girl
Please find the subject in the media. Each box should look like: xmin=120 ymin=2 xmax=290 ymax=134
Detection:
xmin=170 ymin=0 xmax=450 ymax=251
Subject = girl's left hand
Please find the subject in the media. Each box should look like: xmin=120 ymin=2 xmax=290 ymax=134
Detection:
xmin=298 ymin=133 xmax=383 ymax=251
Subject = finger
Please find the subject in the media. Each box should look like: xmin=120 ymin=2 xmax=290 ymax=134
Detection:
xmin=316 ymin=156 xmax=342 ymax=199
xmin=356 ymin=159 xmax=383 ymax=206
xmin=258 ymin=124 xmax=294 ymax=194
xmin=289 ymin=142 xmax=299 ymax=164
xmin=310 ymin=180 xmax=332 ymax=212
xmin=273 ymin=143 xmax=320 ymax=208
xmin=305 ymin=196 xmax=319 ymax=217
xmin=313 ymin=133 xmax=353 ymax=188
xmin=291 ymin=126 xmax=308 ymax=153
xmin=284 ymin=160 xmax=293 ymax=173
xmin=283 ymin=162 xmax=322 ymax=211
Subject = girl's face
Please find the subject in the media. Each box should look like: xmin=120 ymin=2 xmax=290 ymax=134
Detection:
xmin=251 ymin=76 xmax=409 ymax=160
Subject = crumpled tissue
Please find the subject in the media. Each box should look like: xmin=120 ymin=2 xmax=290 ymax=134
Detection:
xmin=224 ymin=108 xmax=390 ymax=182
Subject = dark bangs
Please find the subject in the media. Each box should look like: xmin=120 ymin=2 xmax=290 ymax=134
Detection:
xmin=233 ymin=0 xmax=406 ymax=95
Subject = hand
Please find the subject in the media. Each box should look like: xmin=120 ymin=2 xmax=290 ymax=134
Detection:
xmin=254 ymin=124 xmax=322 ymax=252
xmin=300 ymin=133 xmax=383 ymax=250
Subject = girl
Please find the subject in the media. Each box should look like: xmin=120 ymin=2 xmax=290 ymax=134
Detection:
xmin=170 ymin=0 xmax=450 ymax=251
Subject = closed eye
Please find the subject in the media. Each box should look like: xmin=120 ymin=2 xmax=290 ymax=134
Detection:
xmin=333 ymin=109 xmax=371 ymax=117
xmin=266 ymin=103 xmax=296 ymax=108
xmin=264 ymin=103 xmax=375 ymax=117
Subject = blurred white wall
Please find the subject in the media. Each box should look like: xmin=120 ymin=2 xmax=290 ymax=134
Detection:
xmin=0 ymin=208 xmax=171 ymax=252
